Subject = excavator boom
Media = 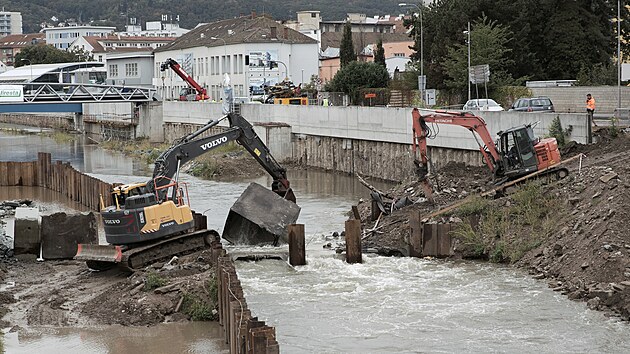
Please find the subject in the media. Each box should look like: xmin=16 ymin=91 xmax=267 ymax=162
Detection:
xmin=76 ymin=112 xmax=300 ymax=270
xmin=160 ymin=58 xmax=208 ymax=101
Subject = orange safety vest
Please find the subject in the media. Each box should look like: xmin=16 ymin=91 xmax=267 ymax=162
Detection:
xmin=586 ymin=97 xmax=596 ymax=111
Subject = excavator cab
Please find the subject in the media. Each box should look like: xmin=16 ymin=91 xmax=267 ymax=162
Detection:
xmin=497 ymin=125 xmax=540 ymax=179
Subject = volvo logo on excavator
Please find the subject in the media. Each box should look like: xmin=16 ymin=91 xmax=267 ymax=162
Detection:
xmin=201 ymin=136 xmax=228 ymax=151
xmin=104 ymin=219 xmax=121 ymax=225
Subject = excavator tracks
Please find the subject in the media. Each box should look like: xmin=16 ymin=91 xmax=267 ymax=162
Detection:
xmin=79 ymin=229 xmax=219 ymax=272
xmin=121 ymin=229 xmax=218 ymax=271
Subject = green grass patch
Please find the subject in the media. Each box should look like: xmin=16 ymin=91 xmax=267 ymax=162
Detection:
xmin=100 ymin=138 xmax=169 ymax=164
xmin=48 ymin=131 xmax=75 ymax=144
xmin=207 ymin=276 xmax=218 ymax=304
xmin=144 ymin=272 xmax=167 ymax=291
xmin=451 ymin=181 xmax=565 ymax=263
xmin=182 ymin=293 xmax=217 ymax=321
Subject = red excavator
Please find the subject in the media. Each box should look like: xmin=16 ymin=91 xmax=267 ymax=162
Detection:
xmin=160 ymin=58 xmax=208 ymax=101
xmin=75 ymin=112 xmax=300 ymax=271
xmin=411 ymin=108 xmax=568 ymax=200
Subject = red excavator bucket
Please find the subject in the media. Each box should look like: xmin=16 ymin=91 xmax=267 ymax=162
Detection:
xmin=222 ymin=182 xmax=301 ymax=246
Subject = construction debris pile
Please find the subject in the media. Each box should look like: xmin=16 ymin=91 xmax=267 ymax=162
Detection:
xmin=356 ymin=130 xmax=630 ymax=320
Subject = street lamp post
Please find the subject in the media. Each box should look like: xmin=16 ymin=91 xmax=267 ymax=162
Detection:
xmin=617 ymin=0 xmax=621 ymax=111
xmin=399 ymin=2 xmax=424 ymax=104
xmin=269 ymin=60 xmax=289 ymax=81
xmin=463 ymin=22 xmax=471 ymax=102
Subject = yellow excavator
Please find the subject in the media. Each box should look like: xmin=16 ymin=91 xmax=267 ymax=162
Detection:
xmin=75 ymin=112 xmax=300 ymax=271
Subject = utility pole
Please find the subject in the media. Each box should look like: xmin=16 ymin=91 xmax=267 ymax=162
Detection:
xmin=465 ymin=22 xmax=471 ymax=102
xmin=618 ymin=0 xmax=621 ymax=112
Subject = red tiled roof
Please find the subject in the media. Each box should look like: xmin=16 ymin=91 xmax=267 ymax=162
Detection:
xmin=156 ymin=16 xmax=316 ymax=52
xmin=0 ymin=33 xmax=45 ymax=48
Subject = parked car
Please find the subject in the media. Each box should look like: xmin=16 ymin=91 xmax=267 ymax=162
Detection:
xmin=509 ymin=96 xmax=555 ymax=112
xmin=462 ymin=99 xmax=504 ymax=112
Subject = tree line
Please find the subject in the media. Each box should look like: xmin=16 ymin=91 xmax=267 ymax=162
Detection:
xmin=405 ymin=0 xmax=627 ymax=100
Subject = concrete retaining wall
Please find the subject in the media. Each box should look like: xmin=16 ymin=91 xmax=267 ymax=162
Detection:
xmin=83 ymin=102 xmax=134 ymax=118
xmin=531 ymin=86 xmax=630 ymax=114
xmin=159 ymin=102 xmax=588 ymax=181
xmin=0 ymin=113 xmax=74 ymax=129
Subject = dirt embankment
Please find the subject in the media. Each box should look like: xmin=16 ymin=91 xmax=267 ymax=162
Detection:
xmin=358 ymin=129 xmax=630 ymax=320
xmin=1 ymin=250 xmax=218 ymax=329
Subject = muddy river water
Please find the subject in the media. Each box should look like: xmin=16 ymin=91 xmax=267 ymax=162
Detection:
xmin=2 ymin=127 xmax=630 ymax=353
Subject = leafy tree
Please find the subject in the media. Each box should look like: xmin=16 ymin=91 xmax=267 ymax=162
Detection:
xmin=14 ymin=44 xmax=92 ymax=65
xmin=576 ymin=61 xmax=617 ymax=86
xmin=340 ymin=21 xmax=356 ymax=67
xmin=442 ymin=15 xmax=517 ymax=98
xmin=325 ymin=61 xmax=389 ymax=103
xmin=374 ymin=39 xmax=385 ymax=67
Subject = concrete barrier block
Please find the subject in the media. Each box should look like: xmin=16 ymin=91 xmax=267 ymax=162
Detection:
xmin=41 ymin=212 xmax=98 ymax=259
xmin=13 ymin=207 xmax=40 ymax=255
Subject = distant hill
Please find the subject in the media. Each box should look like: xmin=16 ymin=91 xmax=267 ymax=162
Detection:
xmin=10 ymin=0 xmax=402 ymax=33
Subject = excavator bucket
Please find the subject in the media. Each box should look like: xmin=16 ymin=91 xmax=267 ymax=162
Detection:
xmin=75 ymin=244 xmax=123 ymax=263
xmin=222 ymin=182 xmax=301 ymax=246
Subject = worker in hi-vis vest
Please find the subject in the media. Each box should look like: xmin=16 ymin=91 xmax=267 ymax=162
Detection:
xmin=586 ymin=93 xmax=596 ymax=126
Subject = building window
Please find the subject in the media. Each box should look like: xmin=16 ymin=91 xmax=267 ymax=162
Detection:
xmin=311 ymin=13 xmax=316 ymax=18
xmin=125 ymin=63 xmax=138 ymax=76
xmin=109 ymin=64 xmax=118 ymax=77
xmin=205 ymin=57 xmax=208 ymax=76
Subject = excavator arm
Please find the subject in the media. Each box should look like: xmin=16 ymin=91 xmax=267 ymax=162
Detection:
xmin=160 ymin=58 xmax=207 ymax=100
xmin=411 ymin=108 xmax=506 ymax=202
xmin=412 ymin=108 xmax=503 ymax=175
xmin=151 ymin=112 xmax=295 ymax=202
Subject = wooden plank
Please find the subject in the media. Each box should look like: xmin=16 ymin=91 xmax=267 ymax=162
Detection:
xmin=288 ymin=224 xmax=306 ymax=266
xmin=437 ymin=224 xmax=452 ymax=257
xmin=351 ymin=205 xmax=361 ymax=221
xmin=408 ymin=211 xmax=422 ymax=258
xmin=0 ymin=162 xmax=7 ymax=185
xmin=422 ymin=223 xmax=438 ymax=257
xmin=345 ymin=219 xmax=362 ymax=264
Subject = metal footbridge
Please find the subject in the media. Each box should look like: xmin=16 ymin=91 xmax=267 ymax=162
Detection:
xmin=0 ymin=83 xmax=157 ymax=113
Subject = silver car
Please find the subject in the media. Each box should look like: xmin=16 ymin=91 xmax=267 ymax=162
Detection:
xmin=463 ymin=99 xmax=504 ymax=111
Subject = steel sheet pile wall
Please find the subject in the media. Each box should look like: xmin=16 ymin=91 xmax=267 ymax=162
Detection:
xmin=293 ymin=136 xmax=416 ymax=182
xmin=0 ymin=114 xmax=74 ymax=129
xmin=0 ymin=152 xmax=111 ymax=211
xmin=214 ymin=244 xmax=279 ymax=353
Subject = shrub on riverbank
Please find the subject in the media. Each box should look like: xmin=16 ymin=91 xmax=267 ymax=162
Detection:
xmin=100 ymin=138 xmax=168 ymax=164
xmin=452 ymin=182 xmax=565 ymax=263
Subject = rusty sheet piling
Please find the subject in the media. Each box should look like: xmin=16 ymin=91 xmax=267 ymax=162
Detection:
xmin=216 ymin=241 xmax=279 ymax=353
xmin=0 ymin=152 xmax=111 ymax=211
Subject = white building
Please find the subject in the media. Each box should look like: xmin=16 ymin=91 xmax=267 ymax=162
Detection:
xmin=283 ymin=11 xmax=322 ymax=45
xmin=43 ymin=25 xmax=116 ymax=50
xmin=106 ymin=51 xmax=154 ymax=87
xmin=153 ymin=15 xmax=319 ymax=101
xmin=0 ymin=11 xmax=22 ymax=37
xmin=69 ymin=35 xmax=175 ymax=63
xmin=119 ymin=21 xmax=189 ymax=37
